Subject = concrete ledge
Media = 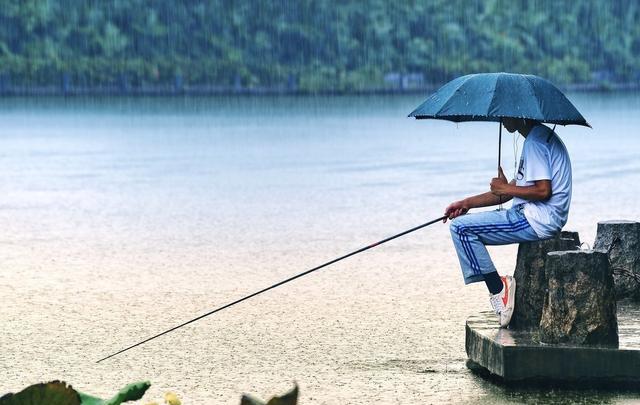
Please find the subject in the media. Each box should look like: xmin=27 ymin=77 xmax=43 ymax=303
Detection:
xmin=466 ymin=311 xmax=640 ymax=386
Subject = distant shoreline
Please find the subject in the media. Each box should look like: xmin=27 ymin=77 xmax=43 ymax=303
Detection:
xmin=1 ymin=82 xmax=639 ymax=97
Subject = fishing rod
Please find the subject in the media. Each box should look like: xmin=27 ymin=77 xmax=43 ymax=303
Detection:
xmin=96 ymin=214 xmax=448 ymax=363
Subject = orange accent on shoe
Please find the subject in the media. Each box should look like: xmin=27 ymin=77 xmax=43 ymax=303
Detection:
xmin=501 ymin=276 xmax=509 ymax=307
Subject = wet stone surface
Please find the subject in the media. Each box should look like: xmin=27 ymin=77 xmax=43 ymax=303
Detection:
xmin=466 ymin=307 xmax=640 ymax=385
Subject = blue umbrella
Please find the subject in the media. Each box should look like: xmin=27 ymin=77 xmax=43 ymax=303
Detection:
xmin=408 ymin=72 xmax=590 ymax=173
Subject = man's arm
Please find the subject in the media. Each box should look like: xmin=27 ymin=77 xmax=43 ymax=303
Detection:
xmin=443 ymin=178 xmax=516 ymax=223
xmin=462 ymin=188 xmax=514 ymax=208
xmin=490 ymin=167 xmax=551 ymax=201
xmin=444 ymin=163 xmax=553 ymax=222
xmin=491 ymin=179 xmax=551 ymax=201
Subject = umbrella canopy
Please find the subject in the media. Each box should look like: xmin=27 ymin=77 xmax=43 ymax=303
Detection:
xmin=408 ymin=72 xmax=590 ymax=127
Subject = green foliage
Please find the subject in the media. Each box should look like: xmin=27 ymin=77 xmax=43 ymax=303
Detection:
xmin=0 ymin=381 xmax=80 ymax=405
xmin=0 ymin=0 xmax=639 ymax=91
xmin=0 ymin=381 xmax=151 ymax=405
xmin=77 ymin=381 xmax=151 ymax=405
xmin=240 ymin=384 xmax=298 ymax=405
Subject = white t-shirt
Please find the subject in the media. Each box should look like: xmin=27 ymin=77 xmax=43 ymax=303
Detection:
xmin=511 ymin=124 xmax=572 ymax=238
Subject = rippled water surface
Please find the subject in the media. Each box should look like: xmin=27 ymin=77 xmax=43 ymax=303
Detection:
xmin=1 ymin=93 xmax=639 ymax=404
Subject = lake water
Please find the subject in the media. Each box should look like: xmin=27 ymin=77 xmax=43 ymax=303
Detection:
xmin=1 ymin=93 xmax=639 ymax=404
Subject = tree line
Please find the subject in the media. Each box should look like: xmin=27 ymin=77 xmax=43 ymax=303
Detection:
xmin=0 ymin=0 xmax=638 ymax=92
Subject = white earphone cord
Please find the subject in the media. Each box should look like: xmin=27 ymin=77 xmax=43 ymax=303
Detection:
xmin=513 ymin=132 xmax=520 ymax=179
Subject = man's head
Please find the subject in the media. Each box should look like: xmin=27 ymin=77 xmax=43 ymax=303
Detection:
xmin=502 ymin=117 xmax=539 ymax=137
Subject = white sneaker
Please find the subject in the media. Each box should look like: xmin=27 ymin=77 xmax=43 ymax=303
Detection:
xmin=489 ymin=275 xmax=516 ymax=327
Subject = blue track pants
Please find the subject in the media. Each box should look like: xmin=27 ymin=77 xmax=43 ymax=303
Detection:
xmin=449 ymin=205 xmax=540 ymax=284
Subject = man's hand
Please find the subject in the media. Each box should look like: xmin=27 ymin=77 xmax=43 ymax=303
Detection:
xmin=490 ymin=166 xmax=509 ymax=196
xmin=443 ymin=200 xmax=469 ymax=223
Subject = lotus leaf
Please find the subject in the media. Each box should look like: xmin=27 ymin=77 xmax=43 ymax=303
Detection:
xmin=0 ymin=381 xmax=150 ymax=405
xmin=0 ymin=381 xmax=80 ymax=405
xmin=77 ymin=381 xmax=151 ymax=405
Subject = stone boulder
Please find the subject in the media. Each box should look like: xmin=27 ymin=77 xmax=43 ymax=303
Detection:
xmin=593 ymin=220 xmax=640 ymax=301
xmin=509 ymin=231 xmax=580 ymax=330
xmin=540 ymin=250 xmax=618 ymax=347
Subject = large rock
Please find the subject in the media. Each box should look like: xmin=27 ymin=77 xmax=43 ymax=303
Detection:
xmin=593 ymin=220 xmax=640 ymax=301
xmin=540 ymin=250 xmax=618 ymax=347
xmin=509 ymin=231 xmax=580 ymax=330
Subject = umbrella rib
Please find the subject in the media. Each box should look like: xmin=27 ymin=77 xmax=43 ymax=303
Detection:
xmin=523 ymin=75 xmax=545 ymax=122
xmin=434 ymin=74 xmax=477 ymax=117
xmin=485 ymin=75 xmax=501 ymax=121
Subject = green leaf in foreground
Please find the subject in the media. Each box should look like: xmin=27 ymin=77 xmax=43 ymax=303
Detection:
xmin=240 ymin=384 xmax=298 ymax=405
xmin=0 ymin=381 xmax=150 ymax=405
xmin=0 ymin=381 xmax=80 ymax=405
xmin=77 ymin=381 xmax=151 ymax=405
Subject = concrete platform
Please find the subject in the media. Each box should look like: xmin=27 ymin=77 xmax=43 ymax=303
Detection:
xmin=466 ymin=306 xmax=640 ymax=386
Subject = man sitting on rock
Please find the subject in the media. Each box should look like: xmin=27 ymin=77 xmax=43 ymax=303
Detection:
xmin=444 ymin=118 xmax=572 ymax=327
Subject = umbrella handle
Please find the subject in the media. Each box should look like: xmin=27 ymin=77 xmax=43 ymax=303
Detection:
xmin=498 ymin=120 xmax=503 ymax=209
xmin=498 ymin=119 xmax=502 ymax=175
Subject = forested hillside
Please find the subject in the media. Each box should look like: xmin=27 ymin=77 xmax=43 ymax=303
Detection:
xmin=0 ymin=0 xmax=638 ymax=92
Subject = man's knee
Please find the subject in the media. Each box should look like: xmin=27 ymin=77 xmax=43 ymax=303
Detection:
xmin=450 ymin=214 xmax=482 ymax=241
xmin=449 ymin=216 xmax=465 ymax=236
